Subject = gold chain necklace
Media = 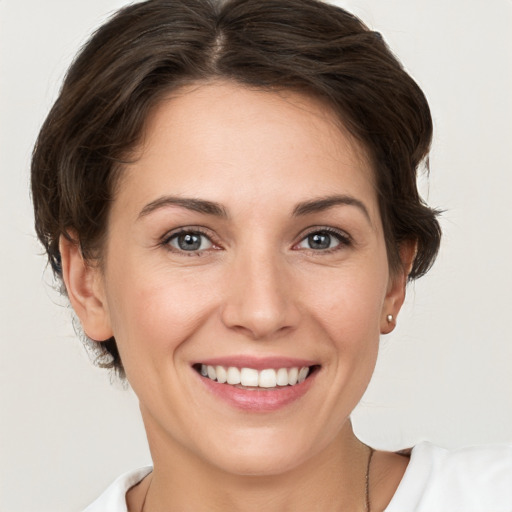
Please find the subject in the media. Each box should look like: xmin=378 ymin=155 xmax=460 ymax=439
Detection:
xmin=366 ymin=446 xmax=375 ymax=512
xmin=141 ymin=446 xmax=374 ymax=512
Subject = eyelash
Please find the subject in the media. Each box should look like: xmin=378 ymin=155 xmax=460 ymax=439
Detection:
xmin=162 ymin=227 xmax=218 ymax=255
xmin=295 ymin=227 xmax=352 ymax=253
xmin=161 ymin=226 xmax=352 ymax=255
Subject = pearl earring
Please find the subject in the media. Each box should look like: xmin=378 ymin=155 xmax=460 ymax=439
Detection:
xmin=386 ymin=314 xmax=393 ymax=323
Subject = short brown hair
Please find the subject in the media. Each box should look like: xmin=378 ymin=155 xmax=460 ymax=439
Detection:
xmin=32 ymin=0 xmax=441 ymax=375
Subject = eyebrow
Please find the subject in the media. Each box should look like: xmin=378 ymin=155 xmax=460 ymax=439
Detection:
xmin=138 ymin=196 xmax=228 ymax=219
xmin=137 ymin=193 xmax=371 ymax=223
xmin=292 ymin=195 xmax=371 ymax=223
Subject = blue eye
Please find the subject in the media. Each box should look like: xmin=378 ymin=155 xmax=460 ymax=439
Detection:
xmin=167 ymin=231 xmax=213 ymax=252
xmin=296 ymin=229 xmax=349 ymax=251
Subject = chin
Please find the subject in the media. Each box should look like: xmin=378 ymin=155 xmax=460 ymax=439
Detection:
xmin=193 ymin=428 xmax=324 ymax=477
xmin=210 ymin=449 xmax=308 ymax=477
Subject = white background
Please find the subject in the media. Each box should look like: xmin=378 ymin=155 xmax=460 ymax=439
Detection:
xmin=1 ymin=1 xmax=511 ymax=510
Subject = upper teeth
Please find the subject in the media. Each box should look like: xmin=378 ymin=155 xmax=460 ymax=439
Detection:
xmin=200 ymin=365 xmax=310 ymax=388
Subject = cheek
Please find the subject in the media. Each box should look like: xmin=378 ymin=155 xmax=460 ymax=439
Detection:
xmin=305 ymin=259 xmax=388 ymax=411
xmin=302 ymin=258 xmax=389 ymax=344
xmin=104 ymin=262 xmax=222 ymax=364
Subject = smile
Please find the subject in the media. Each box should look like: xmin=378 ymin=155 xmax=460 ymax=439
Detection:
xmin=199 ymin=364 xmax=312 ymax=389
xmin=193 ymin=360 xmax=319 ymax=411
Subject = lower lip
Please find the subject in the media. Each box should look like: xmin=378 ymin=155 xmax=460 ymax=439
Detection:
xmin=198 ymin=371 xmax=316 ymax=412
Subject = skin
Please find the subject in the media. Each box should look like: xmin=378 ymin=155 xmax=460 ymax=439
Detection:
xmin=61 ymin=81 xmax=413 ymax=511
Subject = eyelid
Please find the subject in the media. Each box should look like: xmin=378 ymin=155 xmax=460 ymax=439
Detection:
xmin=293 ymin=226 xmax=353 ymax=250
xmin=161 ymin=226 xmax=221 ymax=252
xmin=158 ymin=225 xmax=352 ymax=254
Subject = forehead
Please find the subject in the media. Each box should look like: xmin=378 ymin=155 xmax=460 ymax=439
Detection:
xmin=117 ymin=81 xmax=378 ymax=220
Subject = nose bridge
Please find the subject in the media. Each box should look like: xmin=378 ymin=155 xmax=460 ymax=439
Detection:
xmin=221 ymin=241 xmax=299 ymax=339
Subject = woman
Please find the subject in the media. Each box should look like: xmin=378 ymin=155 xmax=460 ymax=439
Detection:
xmin=30 ymin=0 xmax=512 ymax=510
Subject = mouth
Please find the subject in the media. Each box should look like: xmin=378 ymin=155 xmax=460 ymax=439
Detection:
xmin=193 ymin=363 xmax=320 ymax=390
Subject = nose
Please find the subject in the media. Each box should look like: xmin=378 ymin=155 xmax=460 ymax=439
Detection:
xmin=220 ymin=249 xmax=301 ymax=340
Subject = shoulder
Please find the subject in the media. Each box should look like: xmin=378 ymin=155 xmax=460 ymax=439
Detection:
xmin=83 ymin=466 xmax=153 ymax=512
xmin=385 ymin=442 xmax=512 ymax=512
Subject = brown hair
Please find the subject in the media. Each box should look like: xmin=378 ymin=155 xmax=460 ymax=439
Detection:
xmin=31 ymin=0 xmax=441 ymax=376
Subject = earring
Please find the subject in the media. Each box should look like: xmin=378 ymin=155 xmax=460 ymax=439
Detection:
xmin=386 ymin=314 xmax=393 ymax=323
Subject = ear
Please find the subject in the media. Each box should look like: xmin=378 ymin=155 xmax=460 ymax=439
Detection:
xmin=380 ymin=241 xmax=417 ymax=334
xmin=59 ymin=234 xmax=113 ymax=342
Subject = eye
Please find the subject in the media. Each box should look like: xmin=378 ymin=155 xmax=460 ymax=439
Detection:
xmin=166 ymin=230 xmax=213 ymax=252
xmin=296 ymin=229 xmax=350 ymax=251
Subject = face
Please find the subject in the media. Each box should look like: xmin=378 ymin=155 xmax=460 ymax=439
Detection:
xmin=68 ymin=81 xmax=406 ymax=476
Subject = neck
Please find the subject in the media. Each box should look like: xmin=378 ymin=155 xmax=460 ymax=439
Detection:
xmin=139 ymin=418 xmax=371 ymax=512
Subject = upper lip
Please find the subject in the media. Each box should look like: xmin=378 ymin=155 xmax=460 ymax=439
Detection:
xmin=193 ymin=356 xmax=318 ymax=370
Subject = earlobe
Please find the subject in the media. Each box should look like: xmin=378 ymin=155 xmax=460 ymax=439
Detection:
xmin=59 ymin=234 xmax=113 ymax=342
xmin=380 ymin=241 xmax=417 ymax=334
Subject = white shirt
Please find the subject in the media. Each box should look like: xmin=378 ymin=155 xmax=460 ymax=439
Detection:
xmin=385 ymin=442 xmax=512 ymax=511
xmin=84 ymin=442 xmax=512 ymax=511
